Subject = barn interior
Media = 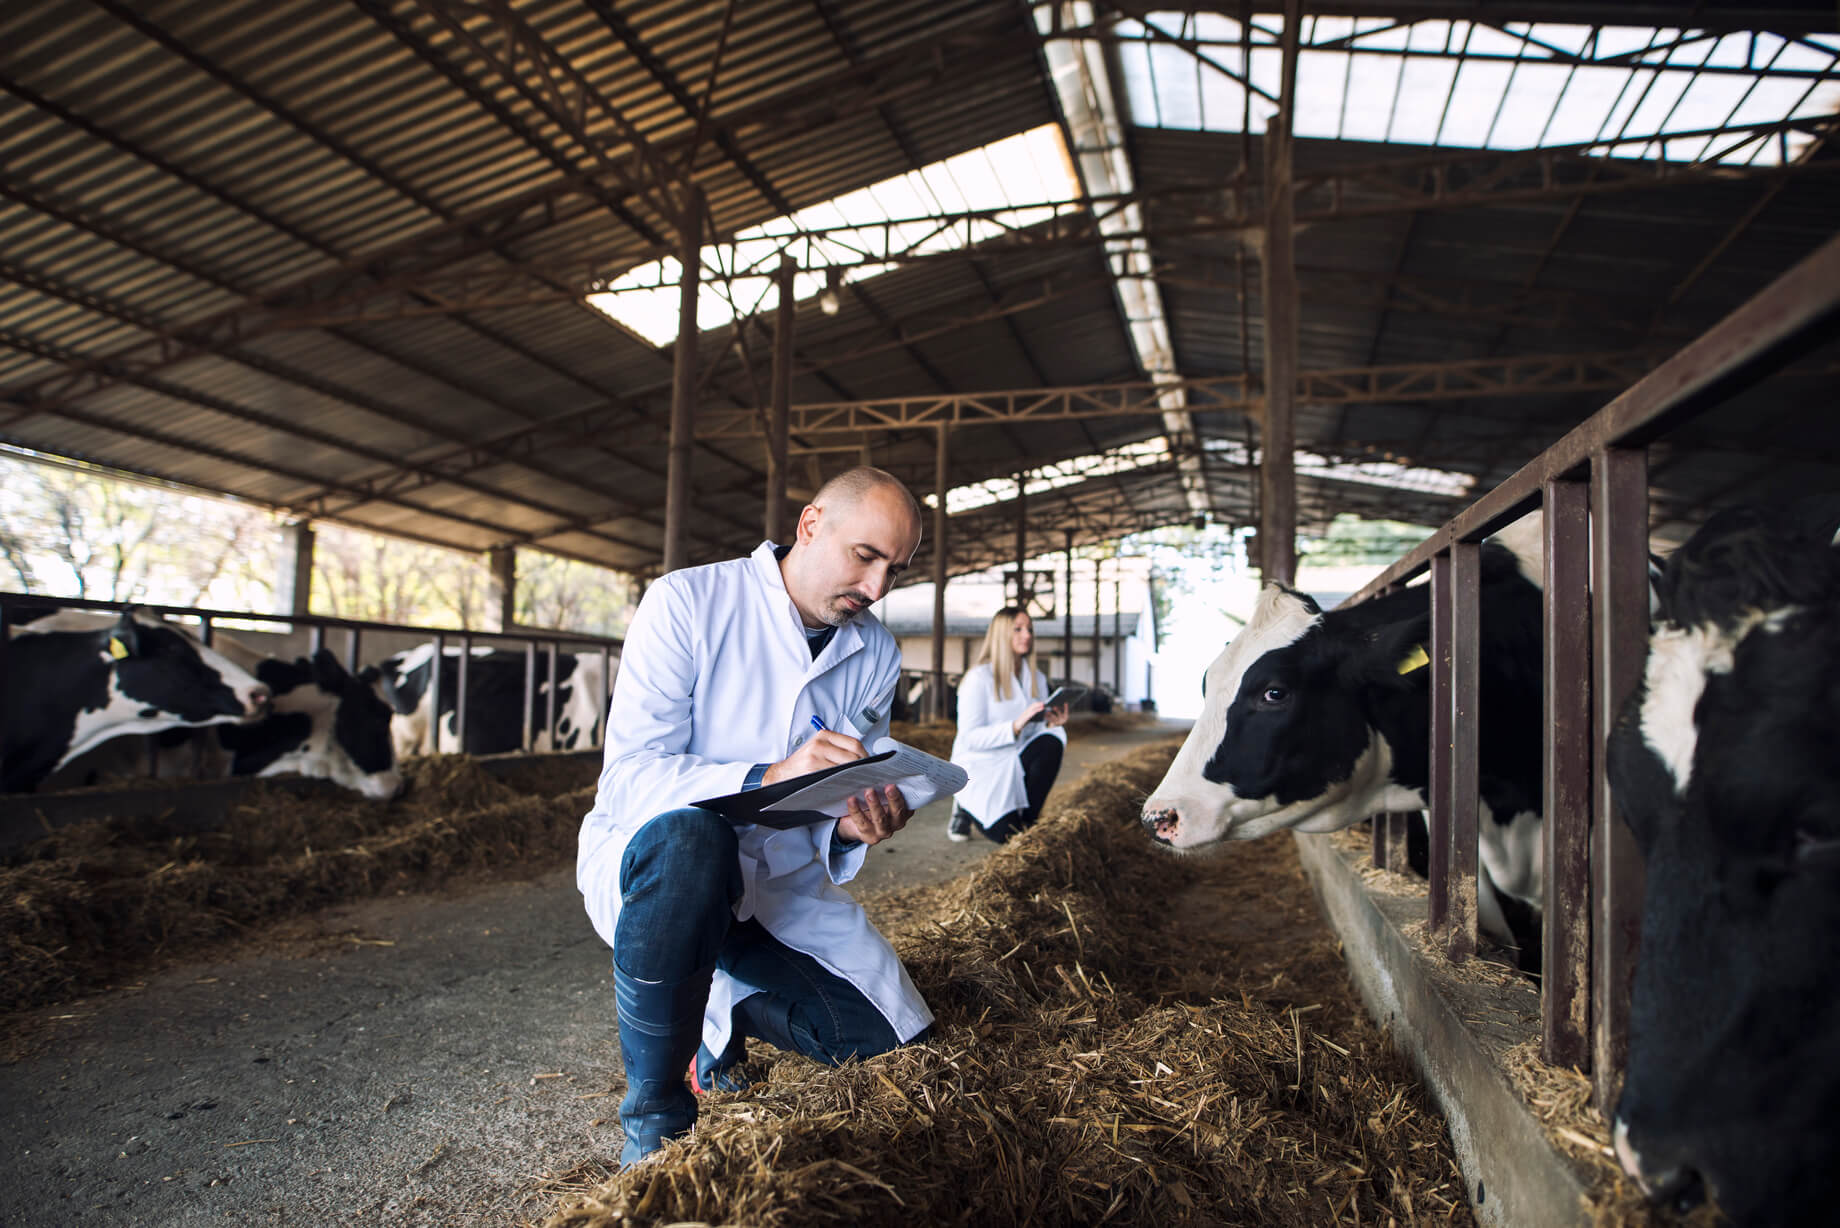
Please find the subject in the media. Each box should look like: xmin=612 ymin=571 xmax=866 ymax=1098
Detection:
xmin=3 ymin=1 xmax=1838 ymax=1225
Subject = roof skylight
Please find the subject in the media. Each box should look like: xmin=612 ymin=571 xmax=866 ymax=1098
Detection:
xmin=587 ymin=126 xmax=1082 ymax=346
xmin=1111 ymin=14 xmax=1840 ymax=164
xmin=928 ymin=439 xmax=1174 ymax=516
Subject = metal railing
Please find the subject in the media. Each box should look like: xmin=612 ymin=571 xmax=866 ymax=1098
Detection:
xmin=1341 ymin=232 xmax=1840 ymax=1106
xmin=0 ymin=594 xmax=623 ymax=755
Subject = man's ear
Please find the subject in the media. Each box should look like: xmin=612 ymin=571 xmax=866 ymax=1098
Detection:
xmin=795 ymin=502 xmax=822 ymax=544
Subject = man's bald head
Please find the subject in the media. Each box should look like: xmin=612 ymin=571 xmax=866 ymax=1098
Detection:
xmin=811 ymin=467 xmax=923 ymax=528
xmin=781 ymin=467 xmax=926 ymax=627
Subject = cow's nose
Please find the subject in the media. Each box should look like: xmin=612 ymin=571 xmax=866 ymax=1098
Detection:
xmin=1644 ymin=1167 xmax=1707 ymax=1214
xmin=1142 ymin=805 xmax=1179 ymax=843
xmin=246 ymin=685 xmax=272 ymax=714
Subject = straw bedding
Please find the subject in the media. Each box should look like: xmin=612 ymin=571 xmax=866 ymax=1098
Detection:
xmin=0 ymin=755 xmax=600 ymax=1015
xmin=538 ymin=742 xmax=1472 ymax=1228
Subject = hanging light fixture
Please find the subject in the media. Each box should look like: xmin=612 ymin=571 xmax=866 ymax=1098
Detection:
xmin=818 ymin=266 xmax=842 ymax=316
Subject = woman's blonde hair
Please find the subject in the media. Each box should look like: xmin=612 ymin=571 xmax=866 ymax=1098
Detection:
xmin=974 ymin=606 xmax=1039 ymax=703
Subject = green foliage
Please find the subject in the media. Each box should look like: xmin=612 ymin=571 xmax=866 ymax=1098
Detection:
xmin=1298 ymin=514 xmax=1430 ymax=566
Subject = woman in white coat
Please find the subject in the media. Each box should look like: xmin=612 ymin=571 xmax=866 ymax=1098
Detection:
xmin=947 ymin=607 xmax=1068 ymax=844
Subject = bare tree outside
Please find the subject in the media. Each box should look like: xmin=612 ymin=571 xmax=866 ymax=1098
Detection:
xmin=0 ymin=451 xmax=637 ymax=634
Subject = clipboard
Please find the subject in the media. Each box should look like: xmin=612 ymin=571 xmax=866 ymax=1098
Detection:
xmin=693 ymin=739 xmax=968 ymax=829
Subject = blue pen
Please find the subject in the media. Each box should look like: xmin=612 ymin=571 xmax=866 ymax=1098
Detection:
xmin=810 ymin=715 xmax=828 ymax=734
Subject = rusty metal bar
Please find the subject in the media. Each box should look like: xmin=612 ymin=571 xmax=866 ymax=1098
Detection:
xmin=346 ymin=628 xmax=361 ymax=676
xmin=1260 ymin=0 xmax=1301 ymax=585
xmin=1592 ymin=446 xmax=1651 ymax=1109
xmin=766 ymin=254 xmax=795 ymax=544
xmin=600 ymin=645 xmax=614 ymax=750
xmin=663 ymin=185 xmax=703 ymax=574
xmin=455 ymin=633 xmax=472 ymax=753
xmin=523 ymin=641 xmax=538 ymax=753
xmin=545 ymin=640 xmax=561 ymax=750
xmin=931 ymin=426 xmax=949 ymax=721
xmin=429 ymin=633 xmax=445 ymax=755
xmin=1428 ymin=550 xmax=1453 ymax=932
xmin=1446 ymin=540 xmax=1482 ymax=963
xmin=1543 ymin=477 xmax=1593 ymax=1068
xmin=1062 ymin=531 xmax=1075 ymax=684
xmin=1090 ymin=559 xmax=1102 ymax=689
xmin=1386 ymin=812 xmax=1413 ymax=872
xmin=1372 ymin=815 xmax=1387 ymax=868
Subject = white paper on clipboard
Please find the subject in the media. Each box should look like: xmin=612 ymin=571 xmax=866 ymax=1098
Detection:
xmin=761 ymin=737 xmax=967 ymax=818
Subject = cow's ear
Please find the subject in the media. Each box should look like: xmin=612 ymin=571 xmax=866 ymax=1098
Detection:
xmin=311 ymin=647 xmax=349 ymax=687
xmin=357 ymin=665 xmax=381 ymax=685
xmin=1349 ymin=613 xmax=1432 ymax=690
xmin=108 ymin=612 xmax=142 ymax=660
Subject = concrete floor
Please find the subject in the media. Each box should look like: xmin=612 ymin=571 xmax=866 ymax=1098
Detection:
xmin=0 ymin=720 xmax=1187 ymax=1228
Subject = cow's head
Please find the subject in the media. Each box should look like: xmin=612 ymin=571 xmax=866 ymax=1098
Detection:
xmin=1142 ymin=583 xmax=1426 ymax=850
xmin=108 ymin=610 xmax=271 ymax=722
xmin=1607 ymin=508 xmax=1840 ymax=1223
xmin=232 ymin=650 xmax=402 ymax=800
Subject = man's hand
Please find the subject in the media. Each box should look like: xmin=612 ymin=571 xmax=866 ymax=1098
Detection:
xmin=762 ymin=730 xmax=866 ymax=785
xmin=837 ymin=784 xmax=911 ymax=846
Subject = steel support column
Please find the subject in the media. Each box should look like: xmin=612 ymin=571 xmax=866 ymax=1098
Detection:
xmin=766 ymin=254 xmax=794 ymax=543
xmin=1090 ymin=558 xmax=1102 ymax=689
xmin=1259 ymin=0 xmax=1300 ymax=585
xmin=487 ymin=546 xmax=516 ymax=632
xmin=1014 ymin=473 xmax=1028 ymax=606
xmin=663 ymin=185 xmax=703 ymax=573
xmin=1062 ymin=531 xmax=1075 ymax=684
xmin=931 ymin=426 xmax=949 ymax=720
xmin=276 ymin=519 xmax=315 ymax=618
xmin=1112 ymin=574 xmax=1123 ymax=695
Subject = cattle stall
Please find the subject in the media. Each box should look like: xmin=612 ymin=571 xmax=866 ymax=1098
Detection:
xmin=1287 ymin=233 xmax=1840 ymax=1221
xmin=0 ymin=593 xmax=621 ymax=851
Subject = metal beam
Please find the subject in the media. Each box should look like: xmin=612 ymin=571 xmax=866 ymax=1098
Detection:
xmin=665 ymin=188 xmax=703 ymax=573
xmin=695 ymin=348 xmax=1661 ymax=439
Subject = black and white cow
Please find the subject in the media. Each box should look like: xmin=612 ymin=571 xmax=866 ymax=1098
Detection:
xmin=378 ymin=643 xmax=612 ymax=757
xmin=2 ymin=608 xmax=272 ymax=793
xmin=44 ymin=643 xmax=403 ymax=801
xmin=1141 ymin=523 xmax=1547 ymax=963
xmin=1606 ymin=499 xmax=1840 ymax=1224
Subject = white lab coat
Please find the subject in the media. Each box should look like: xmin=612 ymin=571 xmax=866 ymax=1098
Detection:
xmin=578 ymin=541 xmax=933 ymax=1056
xmin=949 ymin=661 xmax=1068 ymax=830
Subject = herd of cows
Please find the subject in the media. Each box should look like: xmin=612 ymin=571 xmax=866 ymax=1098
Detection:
xmin=1142 ymin=497 xmax=1840 ymax=1224
xmin=2 ymin=497 xmax=1834 ymax=1221
xmin=0 ymin=614 xmax=611 ymax=798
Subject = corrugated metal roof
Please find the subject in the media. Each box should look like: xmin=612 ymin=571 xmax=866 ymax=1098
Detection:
xmin=1 ymin=0 xmax=1836 ymax=580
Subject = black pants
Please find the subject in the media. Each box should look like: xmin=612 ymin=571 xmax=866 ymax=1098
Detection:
xmin=974 ymin=734 xmax=1064 ymax=845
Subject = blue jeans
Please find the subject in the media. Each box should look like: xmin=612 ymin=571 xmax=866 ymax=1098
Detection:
xmin=613 ymin=807 xmax=923 ymax=1066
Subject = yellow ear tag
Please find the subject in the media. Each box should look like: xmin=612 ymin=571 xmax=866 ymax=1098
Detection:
xmin=1396 ymin=643 xmax=1430 ymax=675
xmin=108 ymin=636 xmax=130 ymax=660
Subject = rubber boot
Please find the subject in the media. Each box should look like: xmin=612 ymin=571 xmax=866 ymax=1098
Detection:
xmin=690 ymin=1031 xmax=751 ymax=1094
xmin=614 ymin=964 xmax=713 ymax=1167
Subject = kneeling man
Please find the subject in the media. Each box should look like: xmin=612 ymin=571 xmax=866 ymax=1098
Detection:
xmin=578 ymin=467 xmax=934 ymax=1166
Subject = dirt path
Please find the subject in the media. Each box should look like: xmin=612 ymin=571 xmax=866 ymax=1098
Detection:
xmin=0 ymin=720 xmax=1189 ymax=1227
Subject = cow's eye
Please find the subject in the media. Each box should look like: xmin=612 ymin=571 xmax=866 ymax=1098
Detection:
xmin=1260 ymin=685 xmax=1289 ymax=705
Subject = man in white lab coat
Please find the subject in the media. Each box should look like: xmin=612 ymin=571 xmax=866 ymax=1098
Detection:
xmin=578 ymin=467 xmax=934 ymax=1166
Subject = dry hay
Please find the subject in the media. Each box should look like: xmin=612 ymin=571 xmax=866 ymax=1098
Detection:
xmin=0 ymin=754 xmax=593 ymax=1015
xmin=887 ymin=720 xmax=956 ymax=759
xmin=538 ymin=743 xmax=1471 ymax=1228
